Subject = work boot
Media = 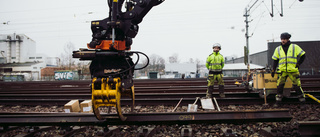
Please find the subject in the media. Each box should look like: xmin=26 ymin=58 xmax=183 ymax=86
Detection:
xmin=206 ymin=86 xmax=214 ymax=98
xmin=299 ymin=96 xmax=306 ymax=110
xmin=219 ymin=93 xmax=225 ymax=98
xmin=273 ymin=101 xmax=281 ymax=108
xmin=219 ymin=85 xmax=225 ymax=98
xmin=274 ymin=94 xmax=283 ymax=108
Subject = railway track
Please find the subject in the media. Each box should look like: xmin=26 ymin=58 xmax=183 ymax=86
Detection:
xmin=0 ymin=77 xmax=319 ymax=136
xmin=0 ymin=92 xmax=319 ymax=106
xmin=0 ymin=77 xmax=319 ymax=106
xmin=0 ymin=109 xmax=292 ymax=126
xmin=0 ymin=111 xmax=319 ymax=136
xmin=1 ymin=76 xmax=319 ymax=93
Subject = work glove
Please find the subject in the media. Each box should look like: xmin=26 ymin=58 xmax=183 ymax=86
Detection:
xmin=271 ymin=70 xmax=275 ymax=78
xmin=295 ymin=64 xmax=300 ymax=68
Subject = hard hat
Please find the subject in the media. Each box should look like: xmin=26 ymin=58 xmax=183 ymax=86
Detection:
xmin=212 ymin=43 xmax=221 ymax=49
xmin=280 ymin=32 xmax=291 ymax=39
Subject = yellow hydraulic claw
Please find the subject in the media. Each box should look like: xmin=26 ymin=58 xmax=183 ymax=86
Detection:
xmin=128 ymin=86 xmax=135 ymax=112
xmin=91 ymin=77 xmax=135 ymax=121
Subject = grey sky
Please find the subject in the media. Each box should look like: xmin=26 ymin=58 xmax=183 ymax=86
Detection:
xmin=1 ymin=0 xmax=319 ymax=64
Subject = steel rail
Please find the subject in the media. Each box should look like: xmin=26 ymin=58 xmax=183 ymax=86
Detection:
xmin=0 ymin=109 xmax=292 ymax=126
xmin=298 ymin=121 xmax=320 ymax=136
xmin=1 ymin=77 xmax=318 ymax=91
xmin=0 ymin=95 xmax=318 ymax=106
xmin=1 ymin=83 xmax=320 ymax=94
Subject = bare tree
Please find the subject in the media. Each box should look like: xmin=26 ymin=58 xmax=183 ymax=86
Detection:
xmin=60 ymin=42 xmax=76 ymax=70
xmin=75 ymin=61 xmax=90 ymax=80
xmin=149 ymin=54 xmax=165 ymax=71
xmin=188 ymin=58 xmax=194 ymax=63
xmin=139 ymin=54 xmax=165 ymax=75
xmin=195 ymin=58 xmax=201 ymax=64
xmin=168 ymin=53 xmax=180 ymax=63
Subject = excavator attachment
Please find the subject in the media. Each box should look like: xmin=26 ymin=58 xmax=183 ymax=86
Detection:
xmin=91 ymin=77 xmax=134 ymax=121
xmin=73 ymin=49 xmax=148 ymax=121
xmin=72 ymin=0 xmax=162 ymax=121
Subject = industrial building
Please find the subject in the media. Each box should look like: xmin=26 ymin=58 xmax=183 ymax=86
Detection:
xmin=225 ymin=50 xmax=268 ymax=67
xmin=0 ymin=34 xmax=47 ymax=81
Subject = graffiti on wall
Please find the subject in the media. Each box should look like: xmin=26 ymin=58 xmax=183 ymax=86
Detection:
xmin=54 ymin=71 xmax=73 ymax=80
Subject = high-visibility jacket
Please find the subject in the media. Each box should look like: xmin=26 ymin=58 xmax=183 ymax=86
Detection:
xmin=206 ymin=52 xmax=224 ymax=72
xmin=272 ymin=44 xmax=305 ymax=72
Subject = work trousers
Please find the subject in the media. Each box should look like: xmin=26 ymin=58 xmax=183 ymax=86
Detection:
xmin=207 ymin=74 xmax=224 ymax=86
xmin=206 ymin=74 xmax=224 ymax=97
xmin=276 ymin=71 xmax=305 ymax=102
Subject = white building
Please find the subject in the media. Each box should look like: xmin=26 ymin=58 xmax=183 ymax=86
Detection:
xmin=164 ymin=63 xmax=198 ymax=78
xmin=0 ymin=34 xmax=47 ymax=81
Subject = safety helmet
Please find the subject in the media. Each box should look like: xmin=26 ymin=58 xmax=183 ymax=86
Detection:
xmin=280 ymin=32 xmax=291 ymax=39
xmin=212 ymin=43 xmax=221 ymax=50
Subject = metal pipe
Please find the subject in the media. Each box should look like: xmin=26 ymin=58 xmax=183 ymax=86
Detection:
xmin=16 ymin=35 xmax=21 ymax=63
xmin=111 ymin=0 xmax=118 ymax=44
xmin=305 ymin=94 xmax=320 ymax=103
xmin=280 ymin=0 xmax=283 ymax=16
xmin=271 ymin=0 xmax=274 ymax=17
xmin=6 ymin=35 xmax=11 ymax=63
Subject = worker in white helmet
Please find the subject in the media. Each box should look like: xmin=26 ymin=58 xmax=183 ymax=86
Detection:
xmin=205 ymin=43 xmax=225 ymax=98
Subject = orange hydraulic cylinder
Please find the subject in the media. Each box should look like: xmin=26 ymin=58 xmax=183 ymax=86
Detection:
xmin=87 ymin=40 xmax=129 ymax=50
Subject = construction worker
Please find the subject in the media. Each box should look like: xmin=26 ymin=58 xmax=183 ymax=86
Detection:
xmin=206 ymin=43 xmax=225 ymax=98
xmin=271 ymin=32 xmax=306 ymax=108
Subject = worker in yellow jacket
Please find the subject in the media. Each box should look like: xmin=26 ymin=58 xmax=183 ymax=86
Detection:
xmin=271 ymin=32 xmax=306 ymax=108
xmin=206 ymin=43 xmax=225 ymax=98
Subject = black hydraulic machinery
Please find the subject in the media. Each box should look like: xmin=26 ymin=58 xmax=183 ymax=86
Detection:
xmin=73 ymin=0 xmax=164 ymax=121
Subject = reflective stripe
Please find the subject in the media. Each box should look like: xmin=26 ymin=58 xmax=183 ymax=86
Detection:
xmin=272 ymin=55 xmax=278 ymax=60
xmin=279 ymin=57 xmax=286 ymax=60
xmin=287 ymin=62 xmax=296 ymax=64
xmin=210 ymin=69 xmax=222 ymax=71
xmin=297 ymin=50 xmax=305 ymax=57
xmin=278 ymin=47 xmax=281 ymax=59
xmin=287 ymin=56 xmax=297 ymax=59
xmin=279 ymin=62 xmax=296 ymax=65
xmin=209 ymin=63 xmax=222 ymax=66
xmin=292 ymin=44 xmax=295 ymax=57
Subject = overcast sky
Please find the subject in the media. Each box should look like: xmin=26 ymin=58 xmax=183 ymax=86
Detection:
xmin=1 ymin=0 xmax=320 ymax=64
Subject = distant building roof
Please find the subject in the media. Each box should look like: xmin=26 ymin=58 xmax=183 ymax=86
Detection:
xmin=0 ymin=62 xmax=42 ymax=67
xmin=165 ymin=63 xmax=197 ymax=73
xmin=223 ymin=63 xmax=264 ymax=70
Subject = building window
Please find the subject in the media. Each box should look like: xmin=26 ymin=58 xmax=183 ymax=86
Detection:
xmin=33 ymin=67 xmax=37 ymax=69
xmin=36 ymin=57 xmax=42 ymax=59
xmin=29 ymin=57 xmax=35 ymax=59
xmin=3 ymin=68 xmax=12 ymax=72
xmin=11 ymin=57 xmax=16 ymax=59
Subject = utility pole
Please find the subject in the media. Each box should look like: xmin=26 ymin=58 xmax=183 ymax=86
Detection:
xmin=243 ymin=0 xmax=258 ymax=74
xmin=243 ymin=8 xmax=250 ymax=72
